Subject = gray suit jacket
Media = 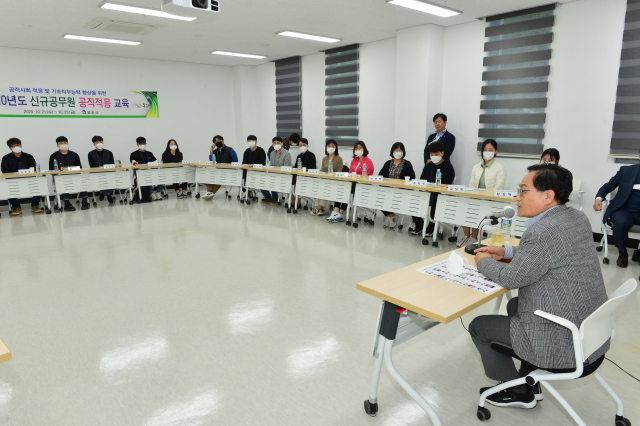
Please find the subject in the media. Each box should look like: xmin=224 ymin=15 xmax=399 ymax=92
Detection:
xmin=477 ymin=204 xmax=609 ymax=369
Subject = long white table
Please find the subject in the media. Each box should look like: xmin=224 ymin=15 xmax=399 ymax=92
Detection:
xmin=193 ymin=165 xmax=244 ymax=200
xmin=134 ymin=165 xmax=196 ymax=201
xmin=293 ymin=173 xmax=354 ymax=221
xmin=0 ymin=173 xmax=53 ymax=214
xmin=52 ymin=168 xmax=133 ymax=209
xmin=244 ymin=168 xmax=295 ymax=208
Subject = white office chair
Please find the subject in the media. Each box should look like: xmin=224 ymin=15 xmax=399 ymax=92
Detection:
xmin=477 ymin=278 xmax=637 ymax=426
xmin=596 ymin=192 xmax=640 ymax=265
xmin=570 ymin=178 xmax=586 ymax=211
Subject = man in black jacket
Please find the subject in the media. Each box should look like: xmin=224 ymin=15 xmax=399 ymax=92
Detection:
xmin=294 ymin=138 xmax=316 ymax=170
xmin=88 ymin=135 xmax=116 ymax=204
xmin=424 ymin=113 xmax=455 ymax=165
xmin=1 ymin=138 xmax=42 ymax=216
xmin=130 ymin=137 xmax=157 ymax=203
xmin=203 ymin=135 xmax=238 ymax=200
xmin=411 ymin=141 xmax=455 ymax=237
xmin=49 ymin=136 xmax=89 ymax=211
xmin=242 ymin=135 xmax=266 ymax=165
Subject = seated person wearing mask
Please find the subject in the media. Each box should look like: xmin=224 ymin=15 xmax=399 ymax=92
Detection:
xmin=49 ymin=136 xmax=90 ymax=211
xmin=162 ymin=139 xmax=188 ymax=199
xmin=424 ymin=113 xmax=455 ymax=166
xmin=594 ymin=150 xmax=640 ymax=268
xmin=328 ymin=141 xmax=374 ymax=223
xmin=88 ymin=135 xmax=116 ymax=204
xmin=294 ymin=138 xmax=316 ymax=170
xmin=1 ymin=138 xmax=42 ymax=216
xmin=378 ymin=142 xmax=416 ymax=228
xmin=203 ymin=135 xmax=238 ymax=200
xmin=130 ymin=137 xmax=157 ymax=203
xmin=311 ymin=140 xmax=343 ymax=217
xmin=268 ymin=132 xmax=296 ymax=155
xmin=458 ymin=139 xmax=506 ymax=247
xmin=410 ymin=141 xmax=455 ymax=237
xmin=242 ymin=135 xmax=267 ymax=166
xmin=470 ymin=164 xmax=608 ymax=409
xmin=540 ymin=148 xmax=560 ymax=164
xmin=261 ymin=136 xmax=291 ymax=204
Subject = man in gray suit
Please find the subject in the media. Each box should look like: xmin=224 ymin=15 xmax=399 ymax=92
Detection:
xmin=469 ymin=163 xmax=609 ymax=409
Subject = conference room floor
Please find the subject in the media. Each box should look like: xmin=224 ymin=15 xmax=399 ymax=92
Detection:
xmin=1 ymin=193 xmax=638 ymax=426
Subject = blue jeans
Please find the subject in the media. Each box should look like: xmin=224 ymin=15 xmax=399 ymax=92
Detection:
xmin=261 ymin=190 xmax=278 ymax=200
xmin=9 ymin=196 xmax=40 ymax=209
xmin=611 ymin=209 xmax=640 ymax=255
xmin=100 ymin=189 xmax=114 ymax=195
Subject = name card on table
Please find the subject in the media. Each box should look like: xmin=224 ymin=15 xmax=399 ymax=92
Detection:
xmin=204 ymin=161 xmax=213 ymax=165
xmin=369 ymin=176 xmax=384 ymax=182
xmin=231 ymin=162 xmax=242 ymax=167
xmin=253 ymin=164 xmax=263 ymax=169
xmin=334 ymin=172 xmax=348 ymax=177
xmin=182 ymin=160 xmax=192 ymax=164
xmin=280 ymin=166 xmax=292 ymax=172
xmin=66 ymin=166 xmax=81 ymax=171
xmin=18 ymin=169 xmax=33 ymax=174
xmin=147 ymin=162 xmax=159 ymax=166
xmin=307 ymin=169 xmax=320 ymax=175
xmin=495 ymin=189 xmax=517 ymax=198
xmin=103 ymin=164 xmax=116 ymax=169
xmin=448 ymin=185 xmax=466 ymax=192
xmin=410 ymin=179 xmax=429 ymax=186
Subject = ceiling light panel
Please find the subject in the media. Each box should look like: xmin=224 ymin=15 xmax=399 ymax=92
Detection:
xmin=276 ymin=31 xmax=341 ymax=43
xmin=100 ymin=1 xmax=197 ymax=21
xmin=211 ymin=51 xmax=266 ymax=59
xmin=63 ymin=34 xmax=141 ymax=45
xmin=386 ymin=0 xmax=461 ymax=17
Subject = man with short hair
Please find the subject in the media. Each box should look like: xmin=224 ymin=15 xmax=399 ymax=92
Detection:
xmin=294 ymin=138 xmax=316 ymax=170
xmin=262 ymin=136 xmax=291 ymax=204
xmin=1 ymin=138 xmax=42 ymax=216
xmin=469 ymin=164 xmax=609 ymax=409
xmin=88 ymin=135 xmax=116 ymax=204
xmin=130 ymin=137 xmax=157 ymax=203
xmin=203 ymin=135 xmax=238 ymax=200
xmin=242 ymin=135 xmax=266 ymax=166
xmin=424 ymin=113 xmax=455 ymax=165
xmin=594 ymin=153 xmax=640 ymax=267
xmin=49 ymin=136 xmax=89 ymax=211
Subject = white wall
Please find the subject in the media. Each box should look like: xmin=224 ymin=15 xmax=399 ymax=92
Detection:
xmin=0 ymin=47 xmax=237 ymax=165
xmin=253 ymin=62 xmax=277 ymax=148
xmin=441 ymin=0 xmax=627 ymax=231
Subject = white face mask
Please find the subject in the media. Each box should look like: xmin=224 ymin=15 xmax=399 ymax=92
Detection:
xmin=59 ymin=144 xmax=69 ymax=151
xmin=12 ymin=146 xmax=22 ymax=153
xmin=430 ymin=155 xmax=442 ymax=164
xmin=326 ymin=147 xmax=335 ymax=155
xmin=95 ymin=143 xmax=104 ymax=150
xmin=274 ymin=144 xmax=282 ymax=151
xmin=393 ymin=151 xmax=403 ymax=160
xmin=299 ymin=146 xmax=308 ymax=153
xmin=483 ymin=151 xmax=495 ymax=161
xmin=138 ymin=145 xmax=146 ymax=151
xmin=170 ymin=145 xmax=177 ymax=150
xmin=354 ymin=150 xmax=364 ymax=158
xmin=247 ymin=141 xmax=256 ymax=148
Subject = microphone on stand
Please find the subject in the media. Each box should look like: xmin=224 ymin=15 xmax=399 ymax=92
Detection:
xmin=464 ymin=206 xmax=515 ymax=254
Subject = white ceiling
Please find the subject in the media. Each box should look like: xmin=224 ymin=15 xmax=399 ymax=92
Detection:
xmin=0 ymin=0 xmax=574 ymax=67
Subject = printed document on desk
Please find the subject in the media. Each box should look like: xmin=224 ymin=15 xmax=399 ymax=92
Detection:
xmin=416 ymin=260 xmax=503 ymax=294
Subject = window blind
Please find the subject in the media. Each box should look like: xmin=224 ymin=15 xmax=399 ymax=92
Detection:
xmin=325 ymin=44 xmax=359 ymax=149
xmin=275 ymin=56 xmax=302 ymax=139
xmin=610 ymin=0 xmax=640 ymax=156
xmin=478 ymin=4 xmax=555 ymax=155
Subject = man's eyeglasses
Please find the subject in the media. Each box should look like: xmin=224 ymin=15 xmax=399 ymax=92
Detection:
xmin=517 ymin=188 xmax=533 ymax=197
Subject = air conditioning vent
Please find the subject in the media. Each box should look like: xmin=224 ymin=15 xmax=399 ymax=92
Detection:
xmin=84 ymin=17 xmax=161 ymax=36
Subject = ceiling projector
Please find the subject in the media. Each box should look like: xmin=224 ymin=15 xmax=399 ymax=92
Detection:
xmin=161 ymin=0 xmax=219 ymax=17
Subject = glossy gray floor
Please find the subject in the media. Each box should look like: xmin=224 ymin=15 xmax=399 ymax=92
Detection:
xmin=1 ymin=194 xmax=638 ymax=426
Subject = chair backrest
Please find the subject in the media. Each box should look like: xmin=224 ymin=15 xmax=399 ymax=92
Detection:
xmin=579 ymin=279 xmax=637 ymax=361
xmin=569 ymin=178 xmax=582 ymax=204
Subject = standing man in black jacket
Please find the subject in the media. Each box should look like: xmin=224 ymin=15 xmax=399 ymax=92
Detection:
xmin=49 ymin=136 xmax=89 ymax=211
xmin=424 ymin=113 xmax=455 ymax=165
xmin=1 ymin=138 xmax=42 ymax=216
xmin=130 ymin=137 xmax=157 ymax=203
xmin=88 ymin=135 xmax=116 ymax=204
xmin=411 ymin=141 xmax=456 ymax=237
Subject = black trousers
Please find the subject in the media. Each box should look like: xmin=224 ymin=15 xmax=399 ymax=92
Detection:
xmin=610 ymin=208 xmax=640 ymax=255
xmin=412 ymin=193 xmax=438 ymax=233
xmin=171 ymin=182 xmax=188 ymax=191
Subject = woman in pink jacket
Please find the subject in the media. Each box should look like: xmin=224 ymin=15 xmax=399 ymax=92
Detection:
xmin=328 ymin=141 xmax=374 ymax=223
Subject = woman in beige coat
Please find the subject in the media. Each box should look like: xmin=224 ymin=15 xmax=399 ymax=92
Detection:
xmin=458 ymin=139 xmax=507 ymax=247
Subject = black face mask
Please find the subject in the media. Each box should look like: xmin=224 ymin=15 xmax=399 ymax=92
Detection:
xmin=215 ymin=141 xmax=223 ymax=148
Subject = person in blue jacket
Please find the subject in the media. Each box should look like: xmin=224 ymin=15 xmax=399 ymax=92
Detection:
xmin=424 ymin=113 xmax=455 ymax=166
xmin=594 ymin=154 xmax=640 ymax=268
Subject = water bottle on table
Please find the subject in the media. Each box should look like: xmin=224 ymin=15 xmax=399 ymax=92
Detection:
xmin=297 ymin=158 xmax=302 ymax=170
xmin=362 ymin=164 xmax=367 ymax=178
xmin=53 ymin=160 xmax=59 ymax=171
xmin=436 ymin=169 xmax=442 ymax=186
xmin=328 ymin=162 xmax=333 ymax=175
xmin=500 ymin=217 xmax=512 ymax=243
xmin=115 ymin=157 xmax=119 ymax=168
xmin=35 ymin=163 xmax=40 ymax=173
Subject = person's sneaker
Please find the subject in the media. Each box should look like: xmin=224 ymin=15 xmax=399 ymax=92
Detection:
xmin=107 ymin=194 xmax=114 ymax=204
xmin=64 ymin=202 xmax=76 ymax=212
xmin=310 ymin=208 xmax=318 ymax=216
xmin=81 ymin=200 xmax=90 ymax=210
xmin=383 ymin=216 xmax=390 ymax=228
xmin=466 ymin=237 xmax=478 ymax=245
xmin=327 ymin=211 xmax=338 ymax=221
xmin=203 ymin=192 xmax=215 ymax=200
xmin=389 ymin=216 xmax=397 ymax=229
xmin=409 ymin=228 xmax=421 ymax=236
xmin=425 ymin=231 xmax=434 ymax=237
xmin=261 ymin=197 xmax=270 ymax=203
xmin=181 ymin=190 xmax=188 ymax=197
xmin=532 ymin=383 xmax=543 ymax=401
xmin=316 ymin=209 xmax=327 ymax=217
xmin=31 ymin=206 xmax=42 ymax=214
xmin=456 ymin=236 xmax=469 ymax=248
xmin=480 ymin=385 xmax=537 ymax=409
xmin=330 ymin=213 xmax=344 ymax=223
xmin=10 ymin=207 xmax=22 ymax=216
xmin=99 ymin=193 xmax=105 ymax=201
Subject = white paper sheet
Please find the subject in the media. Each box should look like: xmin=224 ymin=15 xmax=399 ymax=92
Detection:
xmin=416 ymin=260 xmax=503 ymax=294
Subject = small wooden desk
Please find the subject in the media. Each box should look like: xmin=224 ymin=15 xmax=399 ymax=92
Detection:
xmin=0 ymin=171 xmax=56 ymax=214
xmin=51 ymin=167 xmax=134 ymax=208
xmin=293 ymin=172 xmax=355 ymax=220
xmin=0 ymin=338 xmax=11 ymax=364
xmin=193 ymin=164 xmax=246 ymax=200
xmin=244 ymin=167 xmax=297 ymax=208
xmin=132 ymin=164 xmax=196 ymax=200
xmin=357 ymin=240 xmax=519 ymax=425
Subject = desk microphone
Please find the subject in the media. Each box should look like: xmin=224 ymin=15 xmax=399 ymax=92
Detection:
xmin=465 ymin=206 xmax=516 ymax=254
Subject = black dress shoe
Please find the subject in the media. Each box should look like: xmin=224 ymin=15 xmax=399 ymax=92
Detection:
xmin=81 ymin=201 xmax=90 ymax=210
xmin=617 ymin=253 xmax=629 ymax=268
xmin=632 ymin=251 xmax=640 ymax=264
xmin=107 ymin=194 xmax=114 ymax=204
xmin=99 ymin=193 xmax=105 ymax=201
xmin=64 ymin=202 xmax=76 ymax=212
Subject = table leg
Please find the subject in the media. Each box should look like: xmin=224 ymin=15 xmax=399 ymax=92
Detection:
xmin=365 ymin=335 xmax=385 ymax=417
xmin=491 ymin=294 xmax=504 ymax=315
xmin=138 ymin=186 xmax=142 ymax=200
xmin=421 ymin=216 xmax=429 ymax=246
